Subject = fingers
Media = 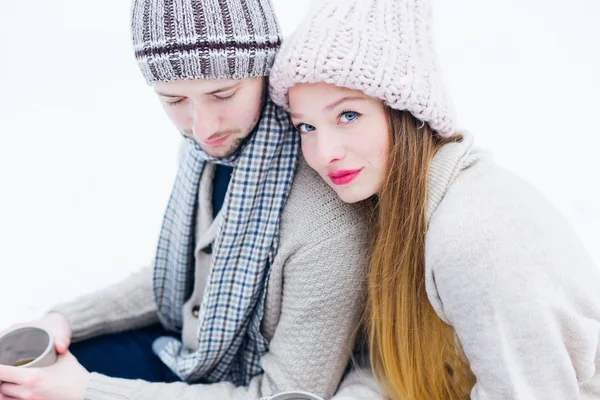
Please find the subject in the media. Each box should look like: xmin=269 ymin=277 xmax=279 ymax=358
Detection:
xmin=54 ymin=338 xmax=70 ymax=355
xmin=55 ymin=351 xmax=78 ymax=367
xmin=0 ymin=381 xmax=30 ymax=399
xmin=45 ymin=313 xmax=73 ymax=352
xmin=0 ymin=366 xmax=30 ymax=385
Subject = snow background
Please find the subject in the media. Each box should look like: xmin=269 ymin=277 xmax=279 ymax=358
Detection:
xmin=0 ymin=0 xmax=598 ymax=328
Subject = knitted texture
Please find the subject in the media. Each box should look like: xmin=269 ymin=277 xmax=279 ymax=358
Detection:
xmin=52 ymin=158 xmax=373 ymax=399
xmin=269 ymin=0 xmax=456 ymax=136
xmin=131 ymin=0 xmax=283 ymax=84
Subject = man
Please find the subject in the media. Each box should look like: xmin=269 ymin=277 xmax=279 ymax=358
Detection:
xmin=0 ymin=0 xmax=378 ymax=399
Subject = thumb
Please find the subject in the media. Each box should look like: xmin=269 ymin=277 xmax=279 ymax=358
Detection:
xmin=47 ymin=313 xmax=72 ymax=354
xmin=53 ymin=327 xmax=71 ymax=354
xmin=54 ymin=336 xmax=71 ymax=354
xmin=55 ymin=341 xmax=67 ymax=354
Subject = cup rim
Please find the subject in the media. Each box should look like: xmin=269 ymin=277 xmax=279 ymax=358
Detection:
xmin=264 ymin=391 xmax=325 ymax=400
xmin=0 ymin=326 xmax=55 ymax=367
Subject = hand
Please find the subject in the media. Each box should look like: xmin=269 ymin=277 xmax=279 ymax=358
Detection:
xmin=0 ymin=352 xmax=90 ymax=400
xmin=2 ymin=313 xmax=72 ymax=355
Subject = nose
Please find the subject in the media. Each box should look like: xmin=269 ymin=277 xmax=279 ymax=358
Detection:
xmin=314 ymin=131 xmax=345 ymax=165
xmin=191 ymin=104 xmax=219 ymax=142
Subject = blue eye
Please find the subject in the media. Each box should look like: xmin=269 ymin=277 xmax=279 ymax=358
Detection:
xmin=340 ymin=111 xmax=359 ymax=123
xmin=296 ymin=123 xmax=316 ymax=134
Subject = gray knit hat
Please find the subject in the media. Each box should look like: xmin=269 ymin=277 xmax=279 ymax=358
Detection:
xmin=131 ymin=0 xmax=283 ymax=84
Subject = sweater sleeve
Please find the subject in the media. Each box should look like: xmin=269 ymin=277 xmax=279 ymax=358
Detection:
xmin=80 ymin=222 xmax=370 ymax=400
xmin=50 ymin=265 xmax=158 ymax=342
xmin=84 ymin=367 xmax=385 ymax=400
xmin=425 ymin=166 xmax=600 ymax=399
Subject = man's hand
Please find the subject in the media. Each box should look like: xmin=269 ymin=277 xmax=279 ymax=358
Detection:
xmin=1 ymin=313 xmax=72 ymax=355
xmin=0 ymin=352 xmax=90 ymax=400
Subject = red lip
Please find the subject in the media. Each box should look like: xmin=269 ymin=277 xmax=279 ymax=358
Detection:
xmin=204 ymin=135 xmax=229 ymax=146
xmin=327 ymin=169 xmax=362 ymax=185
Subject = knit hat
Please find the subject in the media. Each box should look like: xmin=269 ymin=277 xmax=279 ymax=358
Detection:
xmin=131 ymin=0 xmax=283 ymax=84
xmin=269 ymin=0 xmax=455 ymax=137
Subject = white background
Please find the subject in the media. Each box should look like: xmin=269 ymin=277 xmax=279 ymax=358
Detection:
xmin=1 ymin=0 xmax=598 ymax=328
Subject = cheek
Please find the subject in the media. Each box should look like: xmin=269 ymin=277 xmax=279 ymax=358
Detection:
xmin=349 ymin=129 xmax=388 ymax=163
xmin=365 ymin=119 xmax=389 ymax=164
xmin=300 ymin=137 xmax=321 ymax=171
xmin=162 ymin=104 xmax=190 ymax=130
xmin=222 ymin=90 xmax=263 ymax=129
xmin=222 ymin=103 xmax=255 ymax=129
xmin=372 ymin=131 xmax=390 ymax=167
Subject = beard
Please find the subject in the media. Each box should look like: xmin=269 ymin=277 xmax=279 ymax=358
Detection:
xmin=197 ymin=112 xmax=263 ymax=158
xmin=185 ymin=84 xmax=266 ymax=158
xmin=212 ymin=135 xmax=246 ymax=158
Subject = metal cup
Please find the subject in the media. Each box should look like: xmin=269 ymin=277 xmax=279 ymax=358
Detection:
xmin=262 ymin=391 xmax=325 ymax=400
xmin=0 ymin=326 xmax=58 ymax=368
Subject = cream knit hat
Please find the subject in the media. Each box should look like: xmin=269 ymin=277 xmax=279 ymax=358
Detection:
xmin=269 ymin=0 xmax=455 ymax=137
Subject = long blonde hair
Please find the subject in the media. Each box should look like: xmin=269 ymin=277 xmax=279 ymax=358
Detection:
xmin=368 ymin=108 xmax=475 ymax=399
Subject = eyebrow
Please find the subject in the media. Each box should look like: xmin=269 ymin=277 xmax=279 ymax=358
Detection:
xmin=207 ymin=83 xmax=240 ymax=95
xmin=155 ymin=91 xmax=181 ymax=98
xmin=155 ymin=83 xmax=240 ymax=98
xmin=290 ymin=96 xmax=366 ymax=119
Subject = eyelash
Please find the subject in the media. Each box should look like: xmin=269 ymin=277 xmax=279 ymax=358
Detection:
xmin=296 ymin=110 xmax=361 ymax=131
xmin=165 ymin=91 xmax=236 ymax=107
xmin=214 ymin=92 xmax=235 ymax=102
xmin=166 ymin=98 xmax=185 ymax=107
xmin=339 ymin=110 xmax=361 ymax=124
xmin=295 ymin=110 xmax=361 ymax=135
xmin=294 ymin=123 xmax=308 ymax=133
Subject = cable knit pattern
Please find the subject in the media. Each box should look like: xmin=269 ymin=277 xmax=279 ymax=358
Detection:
xmin=269 ymin=0 xmax=456 ymax=136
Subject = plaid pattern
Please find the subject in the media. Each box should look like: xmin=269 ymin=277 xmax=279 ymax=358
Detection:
xmin=152 ymin=99 xmax=300 ymax=385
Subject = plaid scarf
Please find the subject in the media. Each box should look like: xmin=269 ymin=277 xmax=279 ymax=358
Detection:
xmin=152 ymin=99 xmax=300 ymax=385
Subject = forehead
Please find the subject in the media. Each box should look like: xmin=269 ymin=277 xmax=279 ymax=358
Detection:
xmin=153 ymin=78 xmax=242 ymax=96
xmin=289 ymin=83 xmax=375 ymax=116
xmin=290 ymin=82 xmax=364 ymax=100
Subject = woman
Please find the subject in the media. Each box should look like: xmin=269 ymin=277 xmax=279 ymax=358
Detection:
xmin=269 ymin=0 xmax=600 ymax=398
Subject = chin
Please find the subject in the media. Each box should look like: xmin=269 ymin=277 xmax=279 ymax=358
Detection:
xmin=201 ymin=142 xmax=239 ymax=158
xmin=204 ymin=148 xmax=232 ymax=158
xmin=334 ymin=187 xmax=373 ymax=204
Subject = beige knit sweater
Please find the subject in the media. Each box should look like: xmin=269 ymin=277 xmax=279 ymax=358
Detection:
xmin=53 ymin=130 xmax=600 ymax=399
xmin=423 ymin=133 xmax=600 ymax=399
xmin=52 ymin=156 xmax=380 ymax=400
